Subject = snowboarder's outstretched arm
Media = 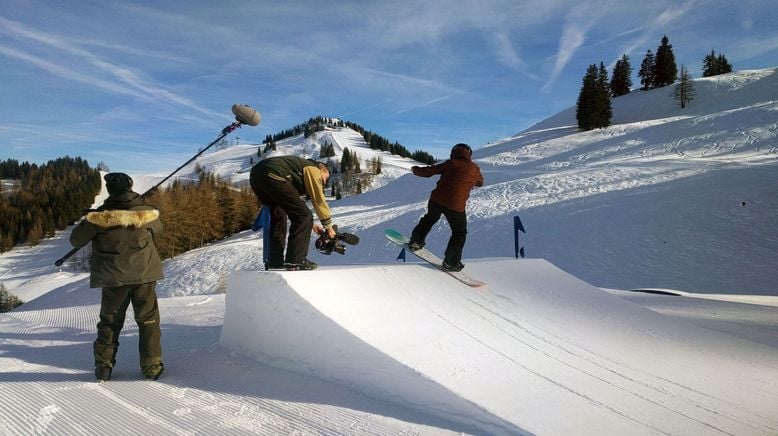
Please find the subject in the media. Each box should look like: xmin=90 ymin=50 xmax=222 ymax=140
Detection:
xmin=411 ymin=162 xmax=445 ymax=178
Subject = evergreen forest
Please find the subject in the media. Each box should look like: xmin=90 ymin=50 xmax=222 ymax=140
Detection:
xmin=0 ymin=157 xmax=101 ymax=252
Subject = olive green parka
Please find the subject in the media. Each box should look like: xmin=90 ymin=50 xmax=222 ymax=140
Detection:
xmin=70 ymin=191 xmax=164 ymax=288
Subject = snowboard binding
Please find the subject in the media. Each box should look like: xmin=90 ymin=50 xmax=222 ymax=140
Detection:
xmin=315 ymin=226 xmax=359 ymax=255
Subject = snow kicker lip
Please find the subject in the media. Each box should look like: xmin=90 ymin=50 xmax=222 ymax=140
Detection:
xmin=627 ymin=288 xmax=682 ymax=296
xmin=221 ymin=269 xmax=524 ymax=435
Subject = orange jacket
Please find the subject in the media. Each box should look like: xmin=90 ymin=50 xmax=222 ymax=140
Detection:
xmin=412 ymin=147 xmax=484 ymax=212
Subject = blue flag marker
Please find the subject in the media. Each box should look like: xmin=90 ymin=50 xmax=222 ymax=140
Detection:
xmin=514 ymin=215 xmax=526 ymax=258
xmin=252 ymin=206 xmax=270 ymax=231
xmin=252 ymin=207 xmax=271 ymax=264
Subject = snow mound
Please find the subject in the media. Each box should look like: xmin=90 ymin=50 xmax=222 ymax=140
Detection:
xmin=221 ymin=259 xmax=778 ymax=435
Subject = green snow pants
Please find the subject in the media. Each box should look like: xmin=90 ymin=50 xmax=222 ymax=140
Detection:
xmin=94 ymin=282 xmax=163 ymax=368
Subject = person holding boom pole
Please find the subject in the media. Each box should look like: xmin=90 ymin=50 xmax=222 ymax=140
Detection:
xmin=69 ymin=172 xmax=166 ymax=381
xmin=64 ymin=104 xmax=260 ymax=381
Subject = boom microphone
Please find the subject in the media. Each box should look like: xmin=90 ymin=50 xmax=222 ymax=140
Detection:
xmin=232 ymin=104 xmax=261 ymax=126
xmin=55 ymin=103 xmax=262 ymax=267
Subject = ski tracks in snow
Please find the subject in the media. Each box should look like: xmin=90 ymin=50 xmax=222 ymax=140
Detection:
xmin=0 ymin=295 xmax=458 ymax=435
xmin=470 ymin=292 xmax=776 ymax=435
xmin=401 ymin=267 xmax=778 ymax=435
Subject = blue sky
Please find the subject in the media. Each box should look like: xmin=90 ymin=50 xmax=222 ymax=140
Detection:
xmin=2 ymin=0 xmax=777 ymax=173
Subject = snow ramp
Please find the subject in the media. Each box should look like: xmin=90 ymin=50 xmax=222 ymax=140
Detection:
xmin=221 ymin=259 xmax=778 ymax=435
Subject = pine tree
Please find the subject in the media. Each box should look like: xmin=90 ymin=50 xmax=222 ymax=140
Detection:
xmin=638 ymin=50 xmax=655 ymax=90
xmin=702 ymin=50 xmax=719 ymax=77
xmin=0 ymin=283 xmax=24 ymax=312
xmin=702 ymin=50 xmax=733 ymax=77
xmin=673 ymin=65 xmax=696 ymax=109
xmin=26 ymin=221 xmax=43 ymax=246
xmin=371 ymin=156 xmax=383 ymax=174
xmin=576 ymin=64 xmax=599 ymax=130
xmin=653 ymin=35 xmax=678 ymax=87
xmin=340 ymin=148 xmax=352 ymax=173
xmin=610 ymin=55 xmax=633 ymax=97
xmin=576 ymin=63 xmax=612 ymax=130
xmin=717 ymin=54 xmax=733 ymax=74
xmin=595 ymin=62 xmax=613 ymax=128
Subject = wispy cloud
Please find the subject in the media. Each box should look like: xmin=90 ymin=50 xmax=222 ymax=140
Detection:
xmin=339 ymin=101 xmax=393 ymax=118
xmin=392 ymin=94 xmax=456 ymax=116
xmin=339 ymin=66 xmax=464 ymax=101
xmin=0 ymin=44 xmax=140 ymax=97
xmin=0 ymin=15 xmax=220 ymax=121
xmin=543 ymin=3 xmax=599 ymax=92
xmin=490 ymin=32 xmax=544 ymax=83
xmin=493 ymin=32 xmax=524 ymax=70
xmin=73 ymin=38 xmax=190 ymax=63
xmin=601 ymin=0 xmax=698 ymax=68
xmin=654 ymin=1 xmax=697 ymax=26
xmin=729 ymin=36 xmax=778 ymax=62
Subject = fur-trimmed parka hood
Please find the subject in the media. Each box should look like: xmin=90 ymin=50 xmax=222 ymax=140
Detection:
xmin=70 ymin=190 xmax=164 ymax=288
xmin=85 ymin=209 xmax=160 ymax=228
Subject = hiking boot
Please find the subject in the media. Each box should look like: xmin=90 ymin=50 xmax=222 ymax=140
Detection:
xmin=95 ymin=364 xmax=112 ymax=382
xmin=265 ymin=261 xmax=285 ymax=270
xmin=285 ymin=259 xmax=318 ymax=271
xmin=408 ymin=240 xmax=425 ymax=251
xmin=142 ymin=363 xmax=164 ymax=380
xmin=442 ymin=261 xmax=464 ymax=272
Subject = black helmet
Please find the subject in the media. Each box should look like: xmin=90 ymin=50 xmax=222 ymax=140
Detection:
xmin=450 ymin=143 xmax=472 ymax=158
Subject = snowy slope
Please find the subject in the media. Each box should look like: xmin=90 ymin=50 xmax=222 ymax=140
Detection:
xmin=318 ymin=68 xmax=778 ymax=294
xmin=1 ymin=68 xmax=778 ymax=434
xmin=163 ymin=125 xmax=421 ymax=191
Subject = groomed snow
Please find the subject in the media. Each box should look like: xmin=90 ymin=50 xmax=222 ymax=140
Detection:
xmin=222 ymin=261 xmax=778 ymax=434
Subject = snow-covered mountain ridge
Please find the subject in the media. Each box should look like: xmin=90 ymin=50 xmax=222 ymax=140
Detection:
xmin=166 ymin=125 xmax=422 ymax=192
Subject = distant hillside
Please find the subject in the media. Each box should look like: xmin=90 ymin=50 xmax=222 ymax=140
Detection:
xmin=479 ymin=68 xmax=777 ymax=167
xmin=318 ymin=67 xmax=778 ymax=294
xmin=169 ymin=123 xmax=428 ymax=195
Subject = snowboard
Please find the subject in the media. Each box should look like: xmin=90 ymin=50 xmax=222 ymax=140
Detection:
xmin=384 ymin=229 xmax=485 ymax=288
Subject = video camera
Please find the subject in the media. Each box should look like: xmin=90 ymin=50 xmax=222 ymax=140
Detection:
xmin=315 ymin=226 xmax=360 ymax=255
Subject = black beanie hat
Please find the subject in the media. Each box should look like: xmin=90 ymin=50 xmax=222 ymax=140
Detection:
xmin=104 ymin=172 xmax=133 ymax=194
xmin=450 ymin=143 xmax=472 ymax=158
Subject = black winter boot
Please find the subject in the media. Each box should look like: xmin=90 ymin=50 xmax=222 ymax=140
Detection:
xmin=142 ymin=363 xmax=164 ymax=380
xmin=442 ymin=261 xmax=464 ymax=272
xmin=408 ymin=241 xmax=425 ymax=251
xmin=285 ymin=259 xmax=318 ymax=271
xmin=95 ymin=364 xmax=112 ymax=382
